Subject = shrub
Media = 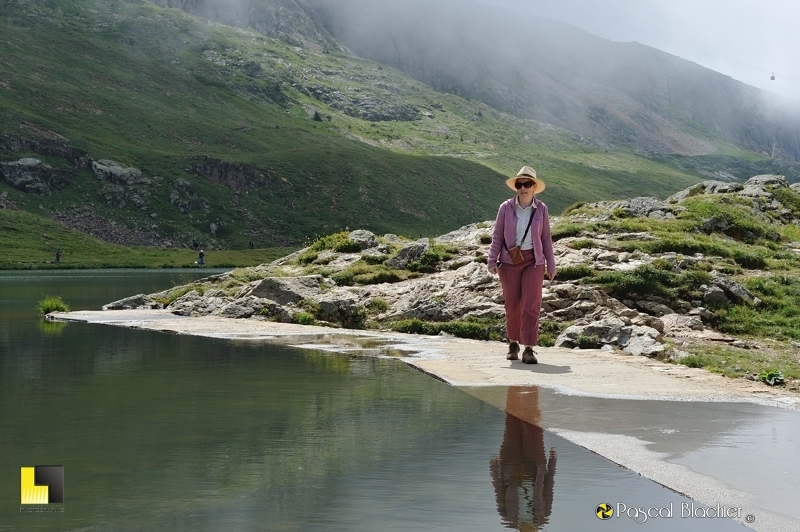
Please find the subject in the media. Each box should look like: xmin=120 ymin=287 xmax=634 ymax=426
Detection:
xmin=38 ymin=296 xmax=69 ymax=315
xmin=367 ymin=298 xmax=389 ymax=312
xmin=561 ymin=201 xmax=586 ymax=215
xmin=569 ymin=239 xmax=595 ymax=250
xmin=354 ymin=270 xmax=404 ymax=284
xmin=309 ymin=232 xmax=361 ymax=253
xmin=478 ymin=233 xmax=492 ymax=244
xmin=758 ymin=369 xmax=785 ymax=386
xmin=387 ymin=318 xmax=499 ymax=340
xmin=577 ymin=335 xmax=601 ymax=349
xmin=590 ymin=265 xmax=674 ymax=300
xmin=360 ymin=254 xmax=389 ymax=265
xmin=556 ymin=264 xmax=594 ymax=280
xmin=296 ymin=250 xmax=318 ymax=265
xmin=681 ymin=355 xmax=708 ymax=369
xmin=407 ymin=244 xmax=456 ymax=273
xmin=294 ymin=311 xmax=315 ymax=325
xmin=537 ymin=334 xmax=555 ymax=347
xmin=551 ymin=223 xmax=582 ymax=241
xmin=331 ymin=270 xmax=354 ymax=286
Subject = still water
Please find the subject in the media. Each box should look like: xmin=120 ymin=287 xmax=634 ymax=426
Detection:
xmin=0 ymin=270 xmax=750 ymax=531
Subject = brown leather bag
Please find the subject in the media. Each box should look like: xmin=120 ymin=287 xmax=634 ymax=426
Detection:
xmin=507 ymin=246 xmax=524 ymax=265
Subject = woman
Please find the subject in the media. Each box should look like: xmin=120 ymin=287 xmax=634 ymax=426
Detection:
xmin=488 ymin=166 xmax=556 ymax=364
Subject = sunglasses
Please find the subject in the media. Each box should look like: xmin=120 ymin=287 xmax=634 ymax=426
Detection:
xmin=515 ymin=180 xmax=535 ymax=189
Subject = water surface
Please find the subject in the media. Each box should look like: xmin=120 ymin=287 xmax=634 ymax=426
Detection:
xmin=0 ymin=270 xmax=752 ymax=531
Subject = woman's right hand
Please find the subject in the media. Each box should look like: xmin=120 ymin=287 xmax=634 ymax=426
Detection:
xmin=488 ymin=264 xmax=498 ymax=275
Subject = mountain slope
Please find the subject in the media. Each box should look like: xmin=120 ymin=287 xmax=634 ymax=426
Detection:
xmin=1 ymin=0 xmax=797 ymax=251
xmin=307 ymin=0 xmax=800 ymax=161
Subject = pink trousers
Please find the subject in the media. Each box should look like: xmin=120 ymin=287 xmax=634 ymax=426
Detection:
xmin=498 ymin=249 xmax=544 ymax=346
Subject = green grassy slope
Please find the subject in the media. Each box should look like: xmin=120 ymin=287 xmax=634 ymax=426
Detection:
xmin=0 ymin=0 xmax=777 ymax=254
xmin=0 ymin=208 xmax=292 ymax=268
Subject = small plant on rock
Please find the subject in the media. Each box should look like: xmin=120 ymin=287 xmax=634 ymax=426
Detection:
xmin=38 ymin=296 xmax=69 ymax=315
xmin=758 ymin=369 xmax=785 ymax=386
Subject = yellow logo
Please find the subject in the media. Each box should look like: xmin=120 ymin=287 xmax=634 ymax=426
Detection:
xmin=20 ymin=466 xmax=64 ymax=505
xmin=596 ymin=503 xmax=614 ymax=519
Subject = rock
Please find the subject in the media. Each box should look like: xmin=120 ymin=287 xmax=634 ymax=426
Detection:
xmin=385 ymin=238 xmax=429 ymax=269
xmin=710 ymin=271 xmax=755 ymax=305
xmin=348 ymin=230 xmax=378 ymax=250
xmin=596 ymin=251 xmax=619 ymax=262
xmin=238 ymin=275 xmax=325 ymax=305
xmin=92 ymin=159 xmax=146 ymax=185
xmin=623 ymin=335 xmax=666 ymax=357
xmin=688 ymin=307 xmax=715 ymax=322
xmin=382 ymin=234 xmax=402 ymax=244
xmin=636 ymin=300 xmax=673 ymax=316
xmin=0 ymin=158 xmax=74 ymax=196
xmin=740 ymin=174 xmax=788 ymax=197
xmin=666 ymin=347 xmax=692 ymax=362
xmin=660 ymin=313 xmax=704 ymax=334
xmin=702 ymin=285 xmax=728 ymax=305
xmin=612 ymin=197 xmax=673 ymax=219
xmin=667 ymin=180 xmax=743 ymax=203
xmin=102 ymin=293 xmax=162 ymax=310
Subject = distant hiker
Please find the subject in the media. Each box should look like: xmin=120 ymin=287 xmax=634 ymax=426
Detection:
xmin=249 ymin=241 xmax=255 ymax=250
xmin=487 ymin=166 xmax=556 ymax=364
xmin=55 ymin=249 xmax=61 ymax=264
xmin=197 ymin=250 xmax=204 ymax=266
xmin=192 ymin=238 xmax=199 ymax=250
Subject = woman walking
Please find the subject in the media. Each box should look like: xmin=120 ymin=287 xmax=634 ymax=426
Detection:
xmin=488 ymin=167 xmax=556 ymax=364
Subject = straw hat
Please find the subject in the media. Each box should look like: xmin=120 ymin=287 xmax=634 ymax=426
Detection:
xmin=505 ymin=166 xmax=546 ymax=194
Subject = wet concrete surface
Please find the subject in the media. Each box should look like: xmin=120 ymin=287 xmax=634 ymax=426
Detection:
xmin=467 ymin=386 xmax=800 ymax=532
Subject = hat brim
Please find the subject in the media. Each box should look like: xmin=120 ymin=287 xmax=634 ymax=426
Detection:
xmin=506 ymin=176 xmax=546 ymax=194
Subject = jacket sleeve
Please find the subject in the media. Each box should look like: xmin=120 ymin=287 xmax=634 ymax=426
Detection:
xmin=541 ymin=204 xmax=556 ymax=276
xmin=488 ymin=202 xmax=506 ymax=267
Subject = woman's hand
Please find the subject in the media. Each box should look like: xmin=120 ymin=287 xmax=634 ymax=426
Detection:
xmin=547 ymin=271 xmax=555 ymax=282
xmin=488 ymin=264 xmax=498 ymax=275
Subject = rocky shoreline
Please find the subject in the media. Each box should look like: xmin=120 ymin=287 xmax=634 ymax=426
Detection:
xmin=103 ymin=174 xmax=800 ymax=393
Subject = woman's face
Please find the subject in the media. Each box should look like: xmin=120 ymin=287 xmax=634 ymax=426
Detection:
xmin=515 ymin=179 xmax=535 ymax=201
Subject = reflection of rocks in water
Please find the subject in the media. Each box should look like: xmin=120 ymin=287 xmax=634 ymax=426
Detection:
xmin=490 ymin=387 xmax=556 ymax=531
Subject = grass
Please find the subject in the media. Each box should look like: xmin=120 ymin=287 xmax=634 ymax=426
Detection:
xmin=38 ymin=295 xmax=69 ymax=314
xmin=0 ymin=208 xmax=293 ymax=269
xmin=677 ymin=345 xmax=800 ymax=382
xmin=385 ymin=318 xmax=502 ymax=341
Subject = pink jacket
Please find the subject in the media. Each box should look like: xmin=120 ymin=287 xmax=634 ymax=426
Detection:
xmin=488 ymin=197 xmax=556 ymax=273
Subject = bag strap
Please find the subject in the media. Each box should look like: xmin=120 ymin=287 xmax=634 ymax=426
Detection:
xmin=502 ymin=207 xmax=535 ymax=251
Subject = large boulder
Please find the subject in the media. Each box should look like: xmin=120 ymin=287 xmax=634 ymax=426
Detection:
xmin=613 ymin=197 xmax=673 ymax=219
xmin=92 ymin=159 xmax=147 ymax=185
xmin=710 ymin=271 xmax=755 ymax=305
xmin=385 ymin=238 xmax=429 ymax=269
xmin=348 ymin=230 xmax=378 ymax=250
xmin=667 ymin=180 xmax=743 ymax=203
xmin=0 ymin=158 xmax=74 ymax=195
xmin=740 ymin=174 xmax=787 ymax=197
xmin=237 ymin=275 xmax=325 ymax=305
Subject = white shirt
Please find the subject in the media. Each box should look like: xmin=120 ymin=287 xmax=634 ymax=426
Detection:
xmin=514 ymin=196 xmax=535 ymax=250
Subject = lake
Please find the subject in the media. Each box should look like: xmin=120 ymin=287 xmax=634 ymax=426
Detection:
xmin=0 ymin=270 xmax=751 ymax=531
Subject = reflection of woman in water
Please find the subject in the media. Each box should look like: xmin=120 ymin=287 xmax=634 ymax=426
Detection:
xmin=489 ymin=387 xmax=557 ymax=531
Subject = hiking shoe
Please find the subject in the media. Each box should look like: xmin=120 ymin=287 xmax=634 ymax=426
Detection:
xmin=506 ymin=342 xmax=520 ymax=360
xmin=522 ymin=347 xmax=538 ymax=364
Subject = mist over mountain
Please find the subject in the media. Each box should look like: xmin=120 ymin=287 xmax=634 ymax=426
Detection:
xmin=2 ymin=0 xmax=799 ymax=251
xmin=165 ymin=0 xmax=800 ymax=161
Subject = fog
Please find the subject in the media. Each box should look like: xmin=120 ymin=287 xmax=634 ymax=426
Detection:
xmin=480 ymin=0 xmax=800 ymax=102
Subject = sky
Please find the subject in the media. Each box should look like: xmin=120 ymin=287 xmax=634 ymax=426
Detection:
xmin=480 ymin=0 xmax=800 ymax=102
